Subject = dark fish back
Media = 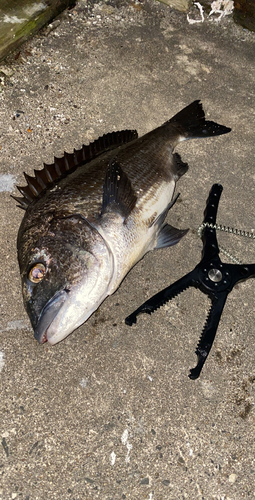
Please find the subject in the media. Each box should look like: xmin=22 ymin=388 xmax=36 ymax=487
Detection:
xmin=12 ymin=129 xmax=138 ymax=210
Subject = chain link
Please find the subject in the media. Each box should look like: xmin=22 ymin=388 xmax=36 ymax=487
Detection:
xmin=197 ymin=222 xmax=255 ymax=264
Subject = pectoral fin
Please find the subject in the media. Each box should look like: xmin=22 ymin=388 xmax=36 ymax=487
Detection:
xmin=101 ymin=159 xmax=137 ymax=219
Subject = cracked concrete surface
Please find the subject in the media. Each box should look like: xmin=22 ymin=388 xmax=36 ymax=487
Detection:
xmin=0 ymin=1 xmax=255 ymax=499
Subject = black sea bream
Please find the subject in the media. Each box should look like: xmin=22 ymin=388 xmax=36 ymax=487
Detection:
xmin=14 ymin=101 xmax=231 ymax=345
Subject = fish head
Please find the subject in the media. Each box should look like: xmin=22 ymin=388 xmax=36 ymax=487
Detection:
xmin=18 ymin=214 xmax=113 ymax=345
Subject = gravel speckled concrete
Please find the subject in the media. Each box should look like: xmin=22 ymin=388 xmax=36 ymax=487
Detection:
xmin=0 ymin=1 xmax=255 ymax=499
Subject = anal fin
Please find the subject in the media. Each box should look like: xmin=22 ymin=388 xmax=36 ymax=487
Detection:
xmin=155 ymin=224 xmax=189 ymax=249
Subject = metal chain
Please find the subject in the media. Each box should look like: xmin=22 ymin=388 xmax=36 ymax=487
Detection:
xmin=197 ymin=222 xmax=255 ymax=264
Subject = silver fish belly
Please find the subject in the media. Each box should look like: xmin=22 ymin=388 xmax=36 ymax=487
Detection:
xmin=13 ymin=100 xmax=231 ymax=345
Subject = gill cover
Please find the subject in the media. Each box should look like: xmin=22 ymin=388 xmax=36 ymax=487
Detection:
xmin=19 ymin=215 xmax=113 ymax=344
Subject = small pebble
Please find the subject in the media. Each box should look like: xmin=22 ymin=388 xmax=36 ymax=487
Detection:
xmin=229 ymin=473 xmax=237 ymax=483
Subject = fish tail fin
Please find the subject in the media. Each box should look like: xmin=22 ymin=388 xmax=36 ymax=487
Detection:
xmin=169 ymin=100 xmax=231 ymax=139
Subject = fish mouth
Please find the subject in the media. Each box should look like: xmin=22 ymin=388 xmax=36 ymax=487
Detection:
xmin=34 ymin=290 xmax=68 ymax=344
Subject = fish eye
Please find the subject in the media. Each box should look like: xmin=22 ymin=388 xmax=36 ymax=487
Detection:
xmin=28 ymin=263 xmax=46 ymax=283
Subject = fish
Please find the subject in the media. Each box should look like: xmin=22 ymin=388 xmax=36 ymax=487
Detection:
xmin=13 ymin=100 xmax=231 ymax=345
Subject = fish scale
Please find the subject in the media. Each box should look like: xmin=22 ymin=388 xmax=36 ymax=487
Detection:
xmin=14 ymin=100 xmax=231 ymax=345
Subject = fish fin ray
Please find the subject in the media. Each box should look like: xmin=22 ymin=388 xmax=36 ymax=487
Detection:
xmin=155 ymin=224 xmax=189 ymax=249
xmin=169 ymin=100 xmax=231 ymax=139
xmin=101 ymin=159 xmax=137 ymax=219
xmin=12 ymin=129 xmax=138 ymax=210
xmin=64 ymin=151 xmax=76 ymax=171
xmin=10 ymin=194 xmax=28 ymax=210
xmin=23 ymin=172 xmax=42 ymax=197
xmin=17 ymin=184 xmax=36 ymax=202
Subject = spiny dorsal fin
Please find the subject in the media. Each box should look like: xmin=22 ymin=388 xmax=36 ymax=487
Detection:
xmin=12 ymin=129 xmax=138 ymax=210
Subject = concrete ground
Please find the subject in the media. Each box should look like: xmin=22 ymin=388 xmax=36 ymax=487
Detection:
xmin=0 ymin=1 xmax=255 ymax=499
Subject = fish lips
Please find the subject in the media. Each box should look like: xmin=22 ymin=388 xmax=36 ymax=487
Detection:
xmin=34 ymin=289 xmax=68 ymax=344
